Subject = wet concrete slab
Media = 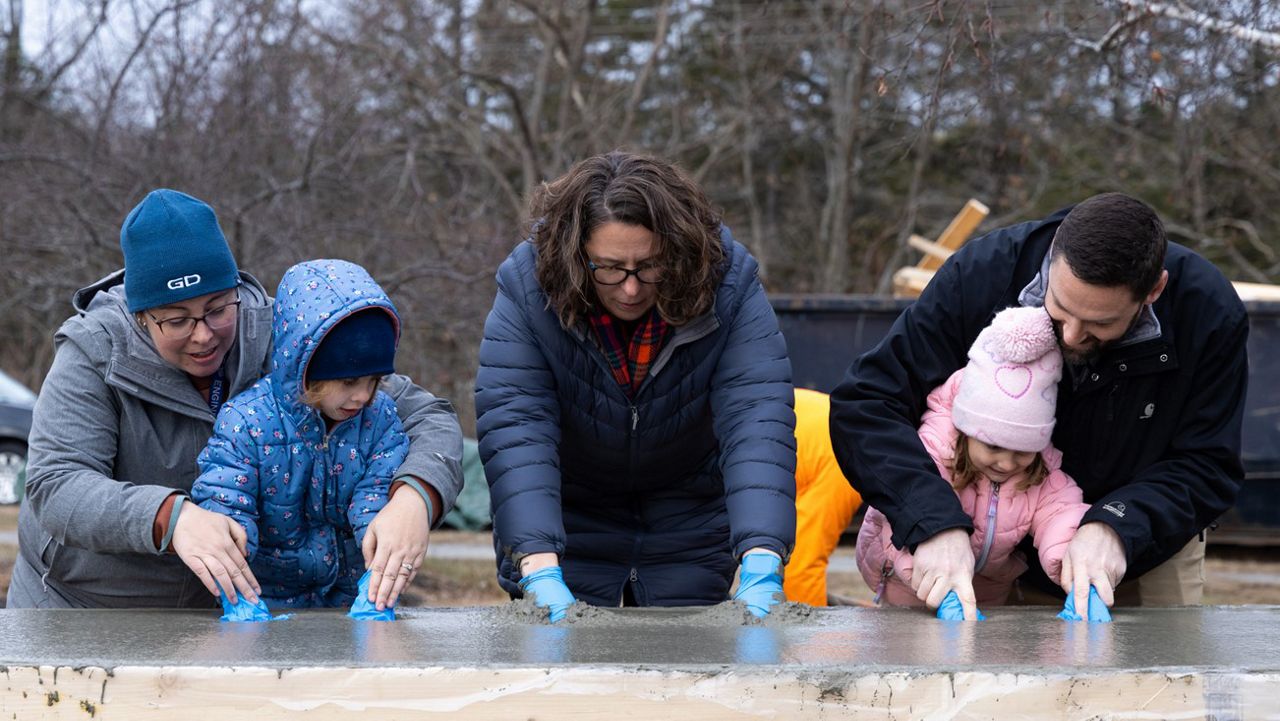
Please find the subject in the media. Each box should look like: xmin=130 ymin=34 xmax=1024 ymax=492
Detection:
xmin=0 ymin=605 xmax=1277 ymax=719
xmin=0 ymin=604 xmax=1277 ymax=671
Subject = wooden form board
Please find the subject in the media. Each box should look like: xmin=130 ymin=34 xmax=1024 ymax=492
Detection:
xmin=4 ymin=664 xmax=1278 ymax=719
xmin=917 ymin=199 xmax=990 ymax=272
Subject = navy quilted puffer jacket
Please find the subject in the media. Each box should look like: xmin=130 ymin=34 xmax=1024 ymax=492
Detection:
xmin=476 ymin=229 xmax=797 ymax=606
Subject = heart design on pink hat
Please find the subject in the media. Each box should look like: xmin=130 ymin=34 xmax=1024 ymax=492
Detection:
xmin=995 ymin=365 xmax=1032 ymax=399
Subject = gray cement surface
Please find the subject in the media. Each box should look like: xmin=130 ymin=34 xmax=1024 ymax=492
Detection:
xmin=0 ymin=605 xmax=1276 ymax=673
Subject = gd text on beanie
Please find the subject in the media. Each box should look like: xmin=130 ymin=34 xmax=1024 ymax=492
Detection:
xmin=121 ymin=189 xmax=239 ymax=312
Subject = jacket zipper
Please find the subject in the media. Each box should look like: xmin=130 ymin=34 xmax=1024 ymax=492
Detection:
xmin=625 ymin=403 xmax=643 ymax=605
xmin=316 ymin=412 xmax=357 ymax=523
xmin=316 ymin=426 xmax=345 ymax=591
xmin=576 ymin=317 xmax=716 ymax=606
xmin=1106 ymin=382 xmax=1121 ymax=423
xmin=319 ymin=429 xmax=332 ymax=520
xmin=973 ymin=481 xmax=1001 ymax=573
xmin=873 ymin=560 xmax=893 ymax=605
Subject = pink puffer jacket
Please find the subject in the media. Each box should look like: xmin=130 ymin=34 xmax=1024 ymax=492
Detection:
xmin=855 ymin=369 xmax=1091 ymax=606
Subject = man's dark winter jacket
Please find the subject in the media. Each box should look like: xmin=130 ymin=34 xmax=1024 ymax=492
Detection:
xmin=830 ymin=208 xmax=1248 ymax=580
xmin=476 ymin=229 xmax=797 ymax=606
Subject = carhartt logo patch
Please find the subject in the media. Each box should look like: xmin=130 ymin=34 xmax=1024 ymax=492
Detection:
xmin=1103 ymin=501 xmax=1127 ymax=518
xmin=1139 ymin=402 xmax=1155 ymax=420
xmin=166 ymin=274 xmax=201 ymax=290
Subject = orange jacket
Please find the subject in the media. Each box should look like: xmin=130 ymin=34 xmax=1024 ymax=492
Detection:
xmin=783 ymin=388 xmax=862 ymax=605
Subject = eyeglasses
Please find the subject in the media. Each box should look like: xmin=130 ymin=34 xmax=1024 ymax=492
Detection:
xmin=587 ymin=261 xmax=663 ymax=285
xmin=147 ymin=298 xmax=241 ymax=339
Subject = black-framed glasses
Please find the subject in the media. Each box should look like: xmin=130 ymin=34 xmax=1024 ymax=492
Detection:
xmin=147 ymin=298 xmax=242 ymax=339
xmin=587 ymin=261 xmax=663 ymax=285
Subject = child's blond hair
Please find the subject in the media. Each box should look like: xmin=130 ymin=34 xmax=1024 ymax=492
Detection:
xmin=951 ymin=430 xmax=1049 ymax=492
xmin=301 ymin=375 xmax=386 ymax=410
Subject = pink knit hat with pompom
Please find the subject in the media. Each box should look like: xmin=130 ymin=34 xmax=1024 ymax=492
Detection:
xmin=951 ymin=306 xmax=1062 ymax=452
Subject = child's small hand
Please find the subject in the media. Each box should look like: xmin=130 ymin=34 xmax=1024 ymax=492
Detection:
xmin=362 ymin=487 xmax=430 ymax=610
xmin=172 ymin=504 xmax=261 ymax=605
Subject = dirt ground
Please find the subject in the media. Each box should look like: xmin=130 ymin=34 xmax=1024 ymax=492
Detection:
xmin=1 ymin=504 xmax=1277 ymax=607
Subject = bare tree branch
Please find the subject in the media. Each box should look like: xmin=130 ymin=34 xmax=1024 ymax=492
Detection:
xmin=1120 ymin=0 xmax=1280 ymax=50
xmin=1166 ymin=220 xmax=1273 ymax=284
xmin=29 ymin=0 xmax=111 ymax=103
xmin=89 ymin=0 xmax=200 ymax=162
xmin=1073 ymin=7 xmax=1143 ymax=52
xmin=617 ymin=0 xmax=672 ymax=143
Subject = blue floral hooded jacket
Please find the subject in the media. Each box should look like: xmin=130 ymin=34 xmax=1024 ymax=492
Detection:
xmin=193 ymin=259 xmax=408 ymax=607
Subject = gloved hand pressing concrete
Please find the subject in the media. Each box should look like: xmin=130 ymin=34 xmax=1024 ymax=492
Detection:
xmin=936 ymin=590 xmax=986 ymax=621
xmin=1057 ymin=584 xmax=1112 ymax=623
xmin=734 ymin=551 xmax=784 ymax=618
xmin=218 ymin=585 xmax=273 ymax=623
xmin=349 ymin=570 xmax=396 ymax=621
xmin=520 ymin=566 xmax=577 ymax=623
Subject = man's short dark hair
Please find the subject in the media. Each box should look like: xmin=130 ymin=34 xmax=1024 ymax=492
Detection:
xmin=1051 ymin=192 xmax=1167 ymax=301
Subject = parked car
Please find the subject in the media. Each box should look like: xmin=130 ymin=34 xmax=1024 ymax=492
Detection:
xmin=0 ymin=370 xmax=35 ymax=505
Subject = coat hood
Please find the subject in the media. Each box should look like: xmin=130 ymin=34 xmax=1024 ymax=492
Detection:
xmin=270 ymin=259 xmax=401 ymax=418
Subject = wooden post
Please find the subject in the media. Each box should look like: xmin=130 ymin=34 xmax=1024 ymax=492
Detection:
xmin=918 ymin=199 xmax=989 ymax=272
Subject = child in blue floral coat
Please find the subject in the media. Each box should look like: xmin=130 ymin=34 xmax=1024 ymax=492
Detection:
xmin=192 ymin=259 xmax=409 ymax=608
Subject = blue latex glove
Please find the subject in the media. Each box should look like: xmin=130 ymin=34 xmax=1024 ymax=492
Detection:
xmin=936 ymin=590 xmax=986 ymax=621
xmin=733 ymin=552 xmax=784 ymax=618
xmin=519 ymin=566 xmax=577 ymax=623
xmin=218 ymin=588 xmax=274 ymax=623
xmin=1057 ymin=585 xmax=1112 ymax=623
xmin=349 ymin=570 xmax=396 ymax=621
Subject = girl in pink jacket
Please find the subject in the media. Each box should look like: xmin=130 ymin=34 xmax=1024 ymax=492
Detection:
xmin=856 ymin=305 xmax=1091 ymax=607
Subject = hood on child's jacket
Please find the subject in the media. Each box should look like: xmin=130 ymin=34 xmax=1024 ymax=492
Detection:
xmin=270 ymin=259 xmax=401 ymax=421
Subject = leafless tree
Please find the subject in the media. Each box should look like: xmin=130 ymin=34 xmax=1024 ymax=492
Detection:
xmin=1 ymin=0 xmax=1278 ymax=430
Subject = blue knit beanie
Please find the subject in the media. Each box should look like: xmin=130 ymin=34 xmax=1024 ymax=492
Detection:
xmin=307 ymin=309 xmax=398 ymax=382
xmin=121 ymin=189 xmax=240 ymax=312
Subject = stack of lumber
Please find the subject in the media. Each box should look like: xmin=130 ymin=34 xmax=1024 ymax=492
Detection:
xmin=892 ymin=199 xmax=989 ymax=299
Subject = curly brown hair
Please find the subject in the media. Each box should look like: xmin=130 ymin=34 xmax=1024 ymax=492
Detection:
xmin=528 ymin=151 xmax=727 ymax=328
xmin=951 ymin=431 xmax=1049 ymax=492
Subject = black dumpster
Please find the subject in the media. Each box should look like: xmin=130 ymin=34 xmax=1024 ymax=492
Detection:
xmin=771 ymin=294 xmax=1280 ymax=546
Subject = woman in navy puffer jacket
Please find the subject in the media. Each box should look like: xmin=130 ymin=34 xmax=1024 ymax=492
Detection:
xmin=476 ymin=151 xmax=797 ymax=619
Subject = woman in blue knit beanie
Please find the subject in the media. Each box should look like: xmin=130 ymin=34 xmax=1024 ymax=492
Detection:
xmin=9 ymin=189 xmax=464 ymax=611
